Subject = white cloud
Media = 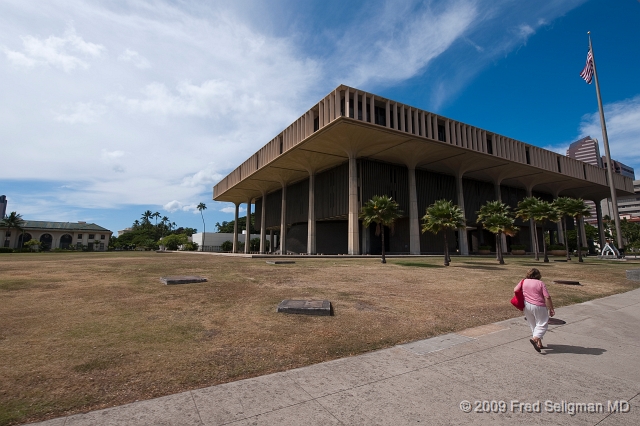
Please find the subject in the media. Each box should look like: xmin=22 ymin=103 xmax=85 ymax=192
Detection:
xmin=578 ymin=95 xmax=640 ymax=170
xmin=55 ymin=102 xmax=106 ymax=123
xmin=163 ymin=200 xmax=183 ymax=212
xmin=3 ymin=27 xmax=104 ymax=72
xmin=182 ymin=166 xmax=224 ymax=187
xmin=118 ymin=48 xmax=150 ymax=69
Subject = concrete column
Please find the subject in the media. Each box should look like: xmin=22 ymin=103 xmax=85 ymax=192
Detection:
xmin=245 ymin=198 xmax=251 ymax=253
xmin=432 ymin=115 xmax=439 ymax=140
xmin=319 ymin=100 xmax=325 ymax=127
xmin=455 ymin=173 xmax=469 ymax=255
xmin=335 ymin=89 xmax=340 ymax=117
xmin=260 ymin=192 xmax=266 ymax=254
xmin=445 ymin=119 xmax=451 ymax=143
xmin=557 ymin=216 xmax=564 ymax=246
xmin=269 ymin=229 xmax=274 ymax=254
xmin=414 ymin=109 xmax=419 ymax=135
xmin=395 ymin=103 xmax=400 ymax=129
xmin=526 ymin=187 xmax=537 ymax=254
xmin=385 ymin=100 xmax=390 ymax=128
xmin=580 ymin=216 xmax=587 ymax=249
xmin=461 ymin=125 xmax=468 ymax=148
xmin=407 ymin=107 xmax=412 ymax=134
xmin=408 ymin=167 xmax=420 ymax=254
xmin=345 ymin=87 xmax=350 ymax=119
xmin=595 ymin=200 xmax=605 ymax=249
xmin=233 ymin=203 xmax=239 ymax=253
xmin=494 ymin=182 xmax=507 ymax=253
xmin=348 ymin=154 xmax=360 ymax=254
xmin=369 ymin=95 xmax=375 ymax=124
xmin=361 ymin=93 xmax=366 ymax=121
xmin=280 ymin=185 xmax=287 ymax=255
xmin=307 ymin=172 xmax=316 ymax=254
xmin=399 ymin=105 xmax=405 ymax=132
xmin=481 ymin=130 xmax=487 ymax=153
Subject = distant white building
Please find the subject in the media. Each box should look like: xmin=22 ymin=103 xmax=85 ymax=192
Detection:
xmin=192 ymin=232 xmax=276 ymax=252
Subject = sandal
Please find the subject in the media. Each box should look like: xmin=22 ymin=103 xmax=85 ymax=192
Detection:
xmin=530 ymin=339 xmax=541 ymax=353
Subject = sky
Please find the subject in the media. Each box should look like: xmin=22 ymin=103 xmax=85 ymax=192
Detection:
xmin=1 ymin=0 xmax=639 ymax=235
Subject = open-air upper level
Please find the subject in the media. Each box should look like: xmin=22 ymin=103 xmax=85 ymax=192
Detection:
xmin=213 ymin=84 xmax=634 ymax=203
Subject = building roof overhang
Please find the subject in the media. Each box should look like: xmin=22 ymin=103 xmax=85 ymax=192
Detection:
xmin=214 ymin=115 xmax=634 ymax=204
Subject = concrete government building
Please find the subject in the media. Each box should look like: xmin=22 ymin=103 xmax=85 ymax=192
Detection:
xmin=213 ymin=85 xmax=634 ymax=255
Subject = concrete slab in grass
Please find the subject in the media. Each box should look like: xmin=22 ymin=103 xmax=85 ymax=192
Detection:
xmin=266 ymin=260 xmax=295 ymax=265
xmin=160 ymin=276 xmax=207 ymax=285
xmin=64 ymin=391 xmax=201 ymax=426
xmin=277 ymin=299 xmax=333 ymax=316
xmin=626 ymin=269 xmax=640 ymax=281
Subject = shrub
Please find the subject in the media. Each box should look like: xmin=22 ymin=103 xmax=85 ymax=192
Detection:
xmin=182 ymin=242 xmax=198 ymax=251
xmin=0 ymin=247 xmax=14 ymax=253
xmin=548 ymin=244 xmax=566 ymax=251
xmin=159 ymin=234 xmax=188 ymax=250
xmin=220 ymin=240 xmax=233 ymax=252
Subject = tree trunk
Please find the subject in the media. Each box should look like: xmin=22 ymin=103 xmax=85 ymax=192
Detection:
xmin=443 ymin=233 xmax=450 ymax=266
xmin=577 ymin=216 xmax=583 ymax=262
xmin=533 ymin=220 xmax=539 ymax=261
xmin=563 ymin=217 xmax=570 ymax=260
xmin=381 ymin=225 xmax=386 ymax=264
xmin=542 ymin=221 xmax=549 ymax=262
xmin=497 ymin=232 xmax=504 ymax=264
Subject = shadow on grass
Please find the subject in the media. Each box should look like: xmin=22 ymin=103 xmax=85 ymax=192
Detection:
xmin=394 ymin=262 xmax=443 ymax=268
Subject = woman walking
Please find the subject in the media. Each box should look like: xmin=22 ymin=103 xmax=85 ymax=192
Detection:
xmin=515 ymin=268 xmax=555 ymax=352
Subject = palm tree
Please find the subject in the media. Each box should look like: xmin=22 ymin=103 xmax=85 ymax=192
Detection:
xmin=530 ymin=201 xmax=559 ymax=263
xmin=133 ymin=219 xmax=140 ymax=229
xmin=1 ymin=212 xmax=25 ymax=249
xmin=152 ymin=212 xmax=161 ymax=227
xmin=197 ymin=203 xmax=207 ymax=251
xmin=477 ymin=201 xmax=517 ymax=265
xmin=161 ymin=216 xmax=169 ymax=237
xmin=360 ymin=195 xmax=403 ymax=263
xmin=516 ymin=197 xmax=541 ymax=260
xmin=565 ymin=198 xmax=592 ymax=262
xmin=422 ymin=199 xmax=465 ymax=266
xmin=141 ymin=210 xmax=153 ymax=228
xmin=552 ymin=197 xmax=574 ymax=260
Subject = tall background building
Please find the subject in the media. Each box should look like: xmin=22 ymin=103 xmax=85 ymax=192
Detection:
xmin=0 ymin=195 xmax=7 ymax=219
xmin=566 ymin=136 xmax=636 ymax=225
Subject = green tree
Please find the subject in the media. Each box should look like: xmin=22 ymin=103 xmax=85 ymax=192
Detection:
xmin=552 ymin=197 xmax=574 ymax=260
xmin=564 ymin=198 xmax=592 ymax=262
xmin=516 ymin=197 xmax=541 ymax=260
xmin=152 ymin=212 xmax=161 ymax=227
xmin=197 ymin=202 xmax=207 ymax=250
xmin=24 ymin=239 xmax=41 ymax=252
xmin=477 ymin=201 xmax=518 ymax=265
xmin=141 ymin=210 xmax=153 ymax=228
xmin=1 ymin=212 xmax=25 ymax=249
xmin=529 ymin=200 xmax=559 ymax=263
xmin=422 ymin=199 xmax=465 ymax=266
xmin=360 ymin=195 xmax=403 ymax=264
xmin=160 ymin=234 xmax=188 ymax=250
xmin=221 ymin=240 xmax=233 ymax=252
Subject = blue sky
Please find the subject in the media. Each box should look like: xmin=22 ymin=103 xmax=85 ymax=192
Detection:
xmin=1 ymin=0 xmax=639 ymax=235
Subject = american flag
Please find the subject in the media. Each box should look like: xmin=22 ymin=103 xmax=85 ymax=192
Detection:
xmin=580 ymin=50 xmax=593 ymax=84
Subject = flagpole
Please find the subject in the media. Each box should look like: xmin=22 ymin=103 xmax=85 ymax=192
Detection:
xmin=588 ymin=31 xmax=624 ymax=250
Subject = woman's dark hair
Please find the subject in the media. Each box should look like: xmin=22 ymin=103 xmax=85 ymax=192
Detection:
xmin=526 ymin=268 xmax=542 ymax=280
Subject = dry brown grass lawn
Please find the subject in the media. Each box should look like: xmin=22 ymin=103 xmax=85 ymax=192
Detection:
xmin=1 ymin=251 xmax=639 ymax=425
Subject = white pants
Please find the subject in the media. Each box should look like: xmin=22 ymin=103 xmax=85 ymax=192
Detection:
xmin=524 ymin=301 xmax=549 ymax=339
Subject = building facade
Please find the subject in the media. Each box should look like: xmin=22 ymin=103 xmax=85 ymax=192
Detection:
xmin=566 ymin=136 xmax=602 ymax=168
xmin=1 ymin=221 xmax=113 ymax=251
xmin=0 ymin=195 xmax=6 ymax=219
xmin=213 ymin=85 xmax=634 ymax=255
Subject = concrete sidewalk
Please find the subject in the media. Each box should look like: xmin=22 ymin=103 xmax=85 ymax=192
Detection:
xmin=31 ymin=289 xmax=640 ymax=425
